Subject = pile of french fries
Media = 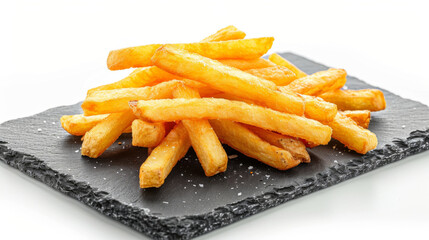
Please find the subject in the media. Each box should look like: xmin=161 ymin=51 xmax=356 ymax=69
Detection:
xmin=61 ymin=26 xmax=386 ymax=188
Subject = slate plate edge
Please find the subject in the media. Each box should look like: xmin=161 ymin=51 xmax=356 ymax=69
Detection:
xmin=1 ymin=53 xmax=429 ymax=239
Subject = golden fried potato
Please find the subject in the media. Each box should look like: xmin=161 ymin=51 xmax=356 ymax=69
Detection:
xmin=61 ymin=114 xmax=109 ymax=136
xmin=108 ymin=37 xmax=273 ymax=70
xmin=245 ymin=66 xmax=297 ymax=86
xmin=281 ymin=68 xmax=347 ymax=96
xmin=318 ymin=89 xmax=386 ymax=112
xmin=244 ymin=125 xmax=310 ymax=163
xmin=131 ymin=119 xmax=166 ymax=148
xmin=211 ymin=91 xmax=337 ymax=123
xmin=210 ymin=120 xmax=301 ymax=170
xmin=299 ymin=94 xmax=338 ymax=123
xmin=81 ymin=111 xmax=136 ymax=158
xmin=87 ymin=66 xmax=177 ymax=95
xmin=327 ymin=113 xmax=377 ymax=154
xmin=268 ymin=53 xmax=308 ymax=78
xmin=82 ymin=80 xmax=181 ymax=116
xmin=139 ymin=122 xmax=191 ymax=188
xmin=173 ymin=84 xmax=227 ymax=176
xmin=130 ymin=98 xmax=332 ymax=145
xmin=219 ymin=58 xmax=275 ymax=70
xmin=151 ymin=46 xmax=305 ymax=115
xmin=201 ymin=25 xmax=246 ymax=42
xmin=341 ymin=110 xmax=371 ymax=129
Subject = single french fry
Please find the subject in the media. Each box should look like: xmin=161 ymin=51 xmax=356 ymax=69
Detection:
xmin=139 ymin=122 xmax=191 ymax=188
xmin=327 ymin=113 xmax=377 ymax=154
xmin=268 ymin=53 xmax=308 ymax=78
xmin=81 ymin=111 xmax=136 ymax=158
xmin=152 ymin=46 xmax=305 ymax=115
xmin=219 ymin=58 xmax=275 ymax=70
xmin=60 ymin=114 xmax=132 ymax=136
xmin=130 ymin=98 xmax=332 ymax=145
xmin=61 ymin=114 xmax=109 ymax=136
xmin=341 ymin=110 xmax=371 ymax=129
xmin=131 ymin=119 xmax=166 ymax=148
xmin=87 ymin=66 xmax=177 ymax=95
xmin=318 ymin=89 xmax=386 ymax=112
xmin=108 ymin=37 xmax=273 ymax=70
xmin=82 ymin=80 xmax=181 ymax=116
xmin=244 ymin=125 xmax=310 ymax=163
xmin=299 ymin=94 xmax=338 ymax=123
xmin=201 ymin=25 xmax=246 ymax=42
xmin=173 ymin=85 xmax=227 ymax=176
xmin=281 ymin=68 xmax=347 ymax=96
xmin=211 ymin=91 xmax=337 ymax=123
xmin=245 ymin=66 xmax=297 ymax=86
xmin=210 ymin=120 xmax=301 ymax=170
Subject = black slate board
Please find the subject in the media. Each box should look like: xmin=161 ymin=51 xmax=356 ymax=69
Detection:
xmin=1 ymin=53 xmax=429 ymax=239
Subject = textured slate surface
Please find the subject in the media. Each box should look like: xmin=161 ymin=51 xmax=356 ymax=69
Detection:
xmin=1 ymin=53 xmax=429 ymax=239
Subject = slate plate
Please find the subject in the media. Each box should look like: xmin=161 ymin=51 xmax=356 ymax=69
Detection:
xmin=1 ymin=53 xmax=429 ymax=239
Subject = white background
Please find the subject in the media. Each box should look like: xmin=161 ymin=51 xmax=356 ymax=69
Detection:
xmin=1 ymin=0 xmax=428 ymax=239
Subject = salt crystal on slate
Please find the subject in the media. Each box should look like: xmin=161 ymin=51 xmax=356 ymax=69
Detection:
xmin=248 ymin=166 xmax=254 ymax=170
xmin=199 ymin=184 xmax=204 ymax=188
xmin=37 ymin=128 xmax=42 ymax=132
xmin=237 ymin=192 xmax=242 ymax=196
xmin=75 ymin=150 xmax=79 ymax=153
xmin=163 ymin=201 xmax=169 ymax=204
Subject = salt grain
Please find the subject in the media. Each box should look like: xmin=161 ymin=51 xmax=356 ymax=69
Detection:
xmin=237 ymin=192 xmax=242 ymax=196
xmin=163 ymin=201 xmax=169 ymax=204
xmin=248 ymin=166 xmax=254 ymax=170
xmin=199 ymin=184 xmax=204 ymax=188
xmin=37 ymin=128 xmax=42 ymax=132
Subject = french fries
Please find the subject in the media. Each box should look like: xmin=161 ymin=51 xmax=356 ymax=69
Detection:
xmin=245 ymin=66 xmax=297 ymax=86
xmin=210 ymin=120 xmax=301 ymax=170
xmin=281 ymin=68 xmax=347 ymax=96
xmin=269 ymin=53 xmax=308 ymax=78
xmin=152 ymin=46 xmax=305 ymax=115
xmin=95 ymin=26 xmax=246 ymax=93
xmin=87 ymin=66 xmax=177 ymax=95
xmin=173 ymin=85 xmax=227 ymax=176
xmin=299 ymin=94 xmax=338 ymax=123
xmin=61 ymin=114 xmax=109 ymax=136
xmin=341 ymin=110 xmax=371 ymax=129
xmin=201 ymin=25 xmax=246 ymax=42
xmin=219 ymin=58 xmax=275 ymax=70
xmin=139 ymin=123 xmax=191 ymax=188
xmin=81 ymin=111 xmax=136 ymax=158
xmin=108 ymin=37 xmax=273 ymax=70
xmin=327 ymin=113 xmax=378 ymax=154
xmin=60 ymin=25 xmax=388 ymax=189
xmin=82 ymin=80 xmax=181 ymax=116
xmin=131 ymin=119 xmax=166 ymax=148
xmin=318 ymin=89 xmax=386 ymax=112
xmin=244 ymin=125 xmax=310 ymax=163
xmin=130 ymin=98 xmax=332 ymax=145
